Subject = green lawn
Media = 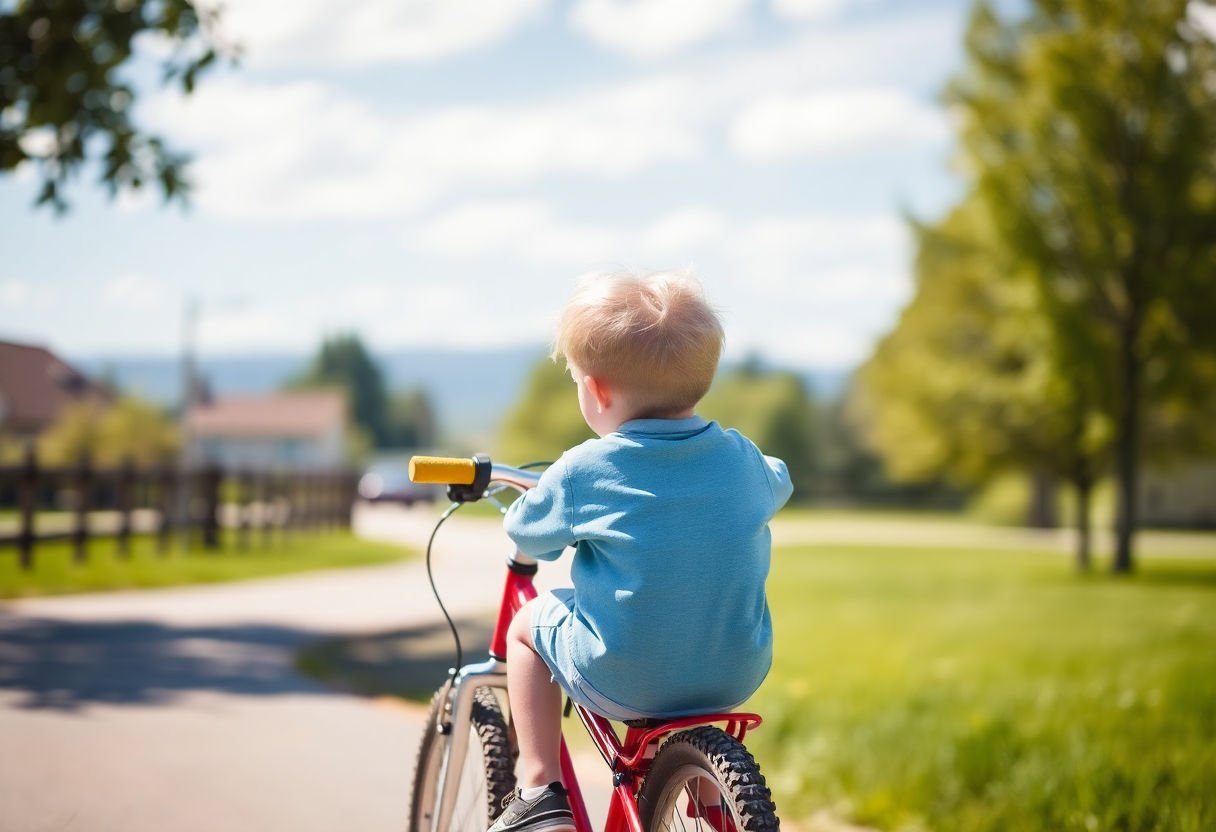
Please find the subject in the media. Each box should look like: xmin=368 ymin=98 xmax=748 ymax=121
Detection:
xmin=748 ymin=546 xmax=1216 ymax=832
xmin=0 ymin=532 xmax=414 ymax=598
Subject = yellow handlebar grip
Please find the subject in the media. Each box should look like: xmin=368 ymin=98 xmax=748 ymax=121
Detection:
xmin=409 ymin=456 xmax=477 ymax=485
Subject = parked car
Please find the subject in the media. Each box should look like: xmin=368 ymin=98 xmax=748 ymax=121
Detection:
xmin=357 ymin=464 xmax=442 ymax=506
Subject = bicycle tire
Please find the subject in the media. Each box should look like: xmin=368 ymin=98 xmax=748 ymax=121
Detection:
xmin=638 ymin=726 xmax=780 ymax=832
xmin=408 ymin=682 xmax=516 ymax=832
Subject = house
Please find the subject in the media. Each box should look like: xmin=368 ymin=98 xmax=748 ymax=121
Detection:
xmin=0 ymin=339 xmax=112 ymax=442
xmin=186 ymin=390 xmax=348 ymax=470
xmin=1140 ymin=462 xmax=1216 ymax=529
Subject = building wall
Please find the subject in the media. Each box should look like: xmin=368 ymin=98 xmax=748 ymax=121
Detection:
xmin=191 ymin=434 xmax=345 ymax=470
xmin=1140 ymin=462 xmax=1216 ymax=529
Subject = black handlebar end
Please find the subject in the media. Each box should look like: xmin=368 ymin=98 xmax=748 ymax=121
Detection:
xmin=447 ymin=453 xmax=492 ymax=503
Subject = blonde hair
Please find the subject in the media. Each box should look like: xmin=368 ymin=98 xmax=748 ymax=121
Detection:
xmin=552 ymin=270 xmax=724 ymax=416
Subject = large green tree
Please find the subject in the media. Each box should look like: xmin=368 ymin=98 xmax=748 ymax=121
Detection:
xmin=948 ymin=0 xmax=1216 ymax=571
xmin=1 ymin=0 xmax=231 ymax=212
xmin=700 ymin=363 xmax=817 ymax=502
xmin=384 ymin=388 xmax=439 ymax=450
xmin=291 ymin=334 xmax=390 ymax=448
xmin=857 ymin=197 xmax=1111 ymax=569
xmin=497 ymin=357 xmax=594 ymax=465
xmin=497 ymin=355 xmax=818 ymax=502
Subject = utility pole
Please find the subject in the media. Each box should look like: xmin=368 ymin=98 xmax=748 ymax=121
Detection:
xmin=177 ymin=297 xmax=198 ymax=553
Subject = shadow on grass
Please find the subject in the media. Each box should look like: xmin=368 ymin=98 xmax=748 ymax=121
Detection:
xmin=295 ymin=615 xmax=496 ymax=704
xmin=1128 ymin=562 xmax=1216 ymax=589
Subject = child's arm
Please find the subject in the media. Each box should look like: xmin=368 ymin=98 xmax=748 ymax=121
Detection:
xmin=763 ymin=454 xmax=794 ymax=511
xmin=503 ymin=459 xmax=576 ymax=560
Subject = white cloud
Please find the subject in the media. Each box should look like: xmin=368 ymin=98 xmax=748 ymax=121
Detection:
xmin=729 ymin=214 xmax=909 ymax=263
xmin=407 ymin=201 xmax=910 ymax=369
xmin=0 ymin=279 xmax=58 ymax=309
xmin=730 ymin=88 xmax=948 ymax=159
xmin=639 ymin=208 xmax=728 ymax=255
xmin=771 ymin=0 xmax=846 ymax=21
xmin=101 ymin=275 xmax=170 ymax=310
xmin=410 ymin=201 xmax=622 ymax=264
xmin=0 ymin=280 xmax=31 ymax=307
xmin=209 ymin=0 xmax=547 ymax=68
xmin=569 ymin=0 xmax=749 ymax=57
xmin=409 ymin=201 xmax=728 ymax=266
xmin=145 ymin=76 xmax=705 ymax=221
xmin=746 ymin=322 xmax=878 ymax=368
xmin=139 ymin=8 xmax=959 ymax=222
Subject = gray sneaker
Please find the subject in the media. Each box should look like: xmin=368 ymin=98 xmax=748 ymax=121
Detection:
xmin=487 ymin=782 xmax=575 ymax=832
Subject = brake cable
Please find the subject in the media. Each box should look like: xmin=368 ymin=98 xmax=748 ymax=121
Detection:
xmin=422 ymin=460 xmax=555 ymax=680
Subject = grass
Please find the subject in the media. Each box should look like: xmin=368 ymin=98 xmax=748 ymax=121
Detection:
xmin=747 ymin=546 xmax=1216 ymax=832
xmin=0 ymin=531 xmax=414 ymax=598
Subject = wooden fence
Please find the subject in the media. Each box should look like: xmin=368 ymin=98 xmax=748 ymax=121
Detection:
xmin=0 ymin=447 xmax=359 ymax=571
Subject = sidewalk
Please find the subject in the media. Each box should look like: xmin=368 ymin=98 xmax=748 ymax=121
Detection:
xmin=0 ymin=503 xmax=598 ymax=832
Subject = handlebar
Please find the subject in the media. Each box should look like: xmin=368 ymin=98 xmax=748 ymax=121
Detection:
xmin=409 ymin=454 xmax=542 ymax=502
xmin=409 ymin=456 xmax=478 ymax=485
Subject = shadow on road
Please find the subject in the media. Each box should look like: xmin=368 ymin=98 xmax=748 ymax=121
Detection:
xmin=296 ymin=617 xmax=495 ymax=704
xmin=0 ymin=612 xmax=493 ymax=712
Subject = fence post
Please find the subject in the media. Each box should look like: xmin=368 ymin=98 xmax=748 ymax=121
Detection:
xmin=201 ymin=465 xmax=221 ymax=550
xmin=116 ymin=455 xmax=134 ymax=558
xmin=256 ymin=472 xmax=271 ymax=549
xmin=344 ymin=470 xmax=357 ymax=529
xmin=73 ymin=452 xmax=92 ymax=565
xmin=158 ymin=466 xmax=173 ymax=555
xmin=17 ymin=443 xmax=37 ymax=571
xmin=236 ymin=468 xmax=251 ymax=551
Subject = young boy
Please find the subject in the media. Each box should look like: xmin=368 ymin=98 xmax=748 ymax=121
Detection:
xmin=490 ymin=271 xmax=793 ymax=832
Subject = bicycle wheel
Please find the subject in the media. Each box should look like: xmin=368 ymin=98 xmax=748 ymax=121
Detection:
xmin=408 ymin=682 xmax=516 ymax=832
xmin=638 ymin=726 xmax=780 ymax=832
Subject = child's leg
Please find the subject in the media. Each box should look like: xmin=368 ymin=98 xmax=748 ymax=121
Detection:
xmin=507 ymin=599 xmax=564 ymax=789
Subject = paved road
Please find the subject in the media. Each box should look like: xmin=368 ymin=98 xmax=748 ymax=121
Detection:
xmin=0 ymin=503 xmax=607 ymax=832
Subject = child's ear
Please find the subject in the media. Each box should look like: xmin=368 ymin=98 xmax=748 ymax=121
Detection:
xmin=584 ymin=375 xmax=612 ymax=413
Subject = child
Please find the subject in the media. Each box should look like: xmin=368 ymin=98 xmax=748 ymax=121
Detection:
xmin=489 ymin=271 xmax=793 ymax=832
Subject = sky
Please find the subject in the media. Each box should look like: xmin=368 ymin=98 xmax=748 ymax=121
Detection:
xmin=1 ymin=0 xmax=980 ymax=373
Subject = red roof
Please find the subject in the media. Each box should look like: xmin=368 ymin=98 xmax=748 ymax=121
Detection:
xmin=186 ymin=390 xmax=347 ymax=439
xmin=0 ymin=340 xmax=112 ymax=435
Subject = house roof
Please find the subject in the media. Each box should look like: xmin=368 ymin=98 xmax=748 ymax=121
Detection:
xmin=186 ymin=390 xmax=347 ymax=439
xmin=0 ymin=340 xmax=112 ymax=435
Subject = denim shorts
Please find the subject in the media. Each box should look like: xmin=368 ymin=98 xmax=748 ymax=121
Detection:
xmin=529 ymin=588 xmax=657 ymax=722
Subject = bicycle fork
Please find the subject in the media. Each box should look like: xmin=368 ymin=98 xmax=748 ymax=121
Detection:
xmin=432 ymin=658 xmax=508 ymax=832
xmin=432 ymin=657 xmax=596 ymax=832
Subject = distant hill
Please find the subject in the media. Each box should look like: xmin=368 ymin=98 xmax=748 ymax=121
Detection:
xmin=76 ymin=346 xmax=851 ymax=443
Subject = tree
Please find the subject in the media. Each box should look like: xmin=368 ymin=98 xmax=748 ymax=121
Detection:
xmin=700 ymin=364 xmax=817 ymax=502
xmin=0 ymin=0 xmax=232 ymax=212
xmin=498 ymin=355 xmax=820 ymax=498
xmin=40 ymin=396 xmax=178 ymax=466
xmin=497 ymin=356 xmax=594 ymax=465
xmin=856 ymin=196 xmax=1113 ymax=569
xmin=947 ymin=0 xmax=1216 ymax=571
xmin=385 ymin=388 xmax=439 ymax=449
xmin=291 ymin=334 xmax=390 ymax=447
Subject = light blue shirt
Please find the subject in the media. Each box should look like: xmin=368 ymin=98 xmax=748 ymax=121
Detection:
xmin=504 ymin=416 xmax=793 ymax=716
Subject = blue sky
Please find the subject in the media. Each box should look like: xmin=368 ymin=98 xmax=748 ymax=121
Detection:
xmin=1 ymin=0 xmax=978 ymax=372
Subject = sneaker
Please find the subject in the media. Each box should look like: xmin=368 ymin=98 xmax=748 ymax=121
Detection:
xmin=487 ymin=782 xmax=575 ymax=832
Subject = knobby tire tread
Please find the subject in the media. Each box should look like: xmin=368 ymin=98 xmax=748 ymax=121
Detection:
xmin=639 ymin=725 xmax=780 ymax=832
xmin=408 ymin=684 xmax=516 ymax=832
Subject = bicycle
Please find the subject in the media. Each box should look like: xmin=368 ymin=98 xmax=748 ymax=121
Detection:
xmin=406 ymin=453 xmax=781 ymax=832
